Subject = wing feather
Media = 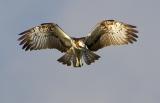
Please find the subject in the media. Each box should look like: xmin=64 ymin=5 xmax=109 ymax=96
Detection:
xmin=18 ymin=23 xmax=73 ymax=52
xmin=85 ymin=20 xmax=138 ymax=51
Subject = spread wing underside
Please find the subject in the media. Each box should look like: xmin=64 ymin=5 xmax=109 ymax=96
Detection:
xmin=85 ymin=20 xmax=138 ymax=51
xmin=18 ymin=23 xmax=73 ymax=52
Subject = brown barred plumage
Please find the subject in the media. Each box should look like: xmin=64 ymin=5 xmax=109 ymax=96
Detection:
xmin=18 ymin=20 xmax=138 ymax=67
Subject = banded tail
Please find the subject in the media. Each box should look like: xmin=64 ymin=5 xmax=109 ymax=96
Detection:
xmin=57 ymin=49 xmax=100 ymax=67
xmin=83 ymin=49 xmax=100 ymax=65
xmin=57 ymin=53 xmax=83 ymax=67
xmin=57 ymin=53 xmax=72 ymax=66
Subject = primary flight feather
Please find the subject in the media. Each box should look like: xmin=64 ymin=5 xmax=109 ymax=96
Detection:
xmin=18 ymin=20 xmax=138 ymax=67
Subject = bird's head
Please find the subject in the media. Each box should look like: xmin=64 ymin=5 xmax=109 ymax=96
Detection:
xmin=76 ymin=40 xmax=85 ymax=48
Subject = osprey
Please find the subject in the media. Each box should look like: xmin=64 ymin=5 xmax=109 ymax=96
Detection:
xmin=18 ymin=20 xmax=138 ymax=67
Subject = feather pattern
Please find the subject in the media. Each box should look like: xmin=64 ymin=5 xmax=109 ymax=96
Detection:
xmin=18 ymin=23 xmax=72 ymax=52
xmin=18 ymin=20 xmax=138 ymax=67
xmin=85 ymin=20 xmax=138 ymax=51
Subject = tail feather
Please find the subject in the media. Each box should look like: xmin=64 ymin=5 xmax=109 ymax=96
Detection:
xmin=57 ymin=49 xmax=100 ymax=67
xmin=72 ymin=55 xmax=77 ymax=67
xmin=57 ymin=53 xmax=83 ymax=67
xmin=57 ymin=53 xmax=72 ymax=66
xmin=83 ymin=49 xmax=100 ymax=65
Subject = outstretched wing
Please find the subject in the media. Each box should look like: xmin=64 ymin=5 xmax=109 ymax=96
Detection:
xmin=18 ymin=23 xmax=73 ymax=52
xmin=85 ymin=20 xmax=138 ymax=51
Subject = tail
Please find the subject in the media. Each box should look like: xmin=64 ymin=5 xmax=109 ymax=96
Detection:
xmin=57 ymin=53 xmax=72 ymax=66
xmin=57 ymin=53 xmax=83 ymax=67
xmin=83 ymin=49 xmax=100 ymax=65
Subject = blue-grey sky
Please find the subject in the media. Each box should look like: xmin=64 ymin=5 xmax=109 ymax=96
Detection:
xmin=1 ymin=0 xmax=160 ymax=103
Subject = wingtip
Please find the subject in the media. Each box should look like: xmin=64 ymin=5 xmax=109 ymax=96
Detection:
xmin=17 ymin=34 xmax=26 ymax=41
xmin=125 ymin=24 xmax=137 ymax=28
xmin=41 ymin=22 xmax=57 ymax=26
xmin=18 ymin=30 xmax=29 ymax=35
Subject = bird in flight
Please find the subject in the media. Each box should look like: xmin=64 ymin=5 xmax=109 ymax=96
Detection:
xmin=18 ymin=20 xmax=138 ymax=67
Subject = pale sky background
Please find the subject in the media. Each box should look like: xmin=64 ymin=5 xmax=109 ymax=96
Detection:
xmin=1 ymin=0 xmax=160 ymax=103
